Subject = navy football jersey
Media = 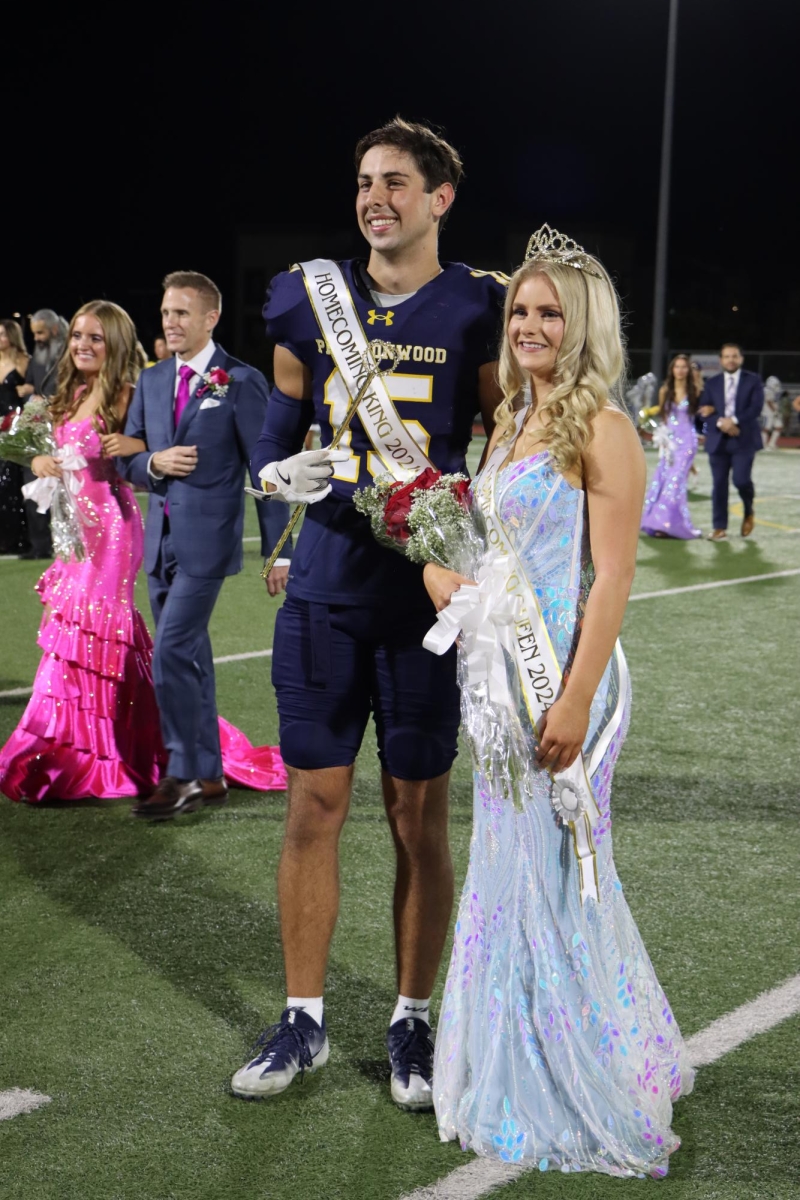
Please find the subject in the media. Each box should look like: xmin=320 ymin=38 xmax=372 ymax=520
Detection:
xmin=265 ymin=259 xmax=508 ymax=607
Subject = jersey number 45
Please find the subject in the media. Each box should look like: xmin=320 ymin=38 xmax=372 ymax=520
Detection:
xmin=323 ymin=368 xmax=433 ymax=483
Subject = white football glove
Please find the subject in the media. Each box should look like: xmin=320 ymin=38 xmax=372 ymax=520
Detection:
xmin=257 ymin=448 xmax=351 ymax=504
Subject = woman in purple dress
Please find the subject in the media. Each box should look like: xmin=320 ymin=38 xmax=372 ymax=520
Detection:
xmin=641 ymin=354 xmax=702 ymax=539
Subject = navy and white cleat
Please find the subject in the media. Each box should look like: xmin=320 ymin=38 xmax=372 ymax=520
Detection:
xmin=231 ymin=1007 xmax=329 ymax=1099
xmin=387 ymin=1017 xmax=434 ymax=1111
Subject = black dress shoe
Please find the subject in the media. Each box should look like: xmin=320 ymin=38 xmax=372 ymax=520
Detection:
xmin=132 ymin=777 xmax=203 ymax=820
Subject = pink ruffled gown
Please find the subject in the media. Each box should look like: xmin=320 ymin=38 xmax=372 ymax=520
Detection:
xmin=0 ymin=415 xmax=287 ymax=803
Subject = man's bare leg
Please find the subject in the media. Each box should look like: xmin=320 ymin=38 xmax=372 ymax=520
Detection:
xmin=278 ymin=764 xmax=354 ymax=996
xmin=381 ymin=770 xmax=454 ymax=999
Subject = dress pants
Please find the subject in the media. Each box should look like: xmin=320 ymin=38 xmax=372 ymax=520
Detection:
xmin=148 ymin=529 xmax=224 ymax=781
xmin=22 ymin=466 xmax=52 ymax=555
xmin=708 ymin=449 xmax=755 ymax=531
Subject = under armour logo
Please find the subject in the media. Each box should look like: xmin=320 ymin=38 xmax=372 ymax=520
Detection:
xmin=367 ymin=309 xmax=394 ymax=326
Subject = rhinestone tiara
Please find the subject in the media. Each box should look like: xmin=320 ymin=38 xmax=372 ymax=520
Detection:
xmin=523 ymin=224 xmax=602 ymax=278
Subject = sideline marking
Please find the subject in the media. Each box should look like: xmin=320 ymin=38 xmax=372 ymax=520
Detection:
xmin=0 ymin=1089 xmax=51 ymax=1122
xmin=399 ymin=974 xmax=800 ymax=1200
xmin=2 ymin=571 xmax=797 ymax=701
xmin=730 ymin=501 xmax=800 ymax=533
xmin=629 ymin=568 xmax=800 ymax=602
xmin=212 ymin=649 xmax=273 ymax=664
xmin=0 ymin=649 xmax=273 ymax=700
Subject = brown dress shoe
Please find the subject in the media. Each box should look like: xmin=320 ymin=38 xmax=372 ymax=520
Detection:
xmin=132 ymin=777 xmax=203 ymax=820
xmin=741 ymin=513 xmax=755 ymax=537
xmin=200 ymin=776 xmax=229 ymax=807
xmin=707 ymin=529 xmax=728 ymax=541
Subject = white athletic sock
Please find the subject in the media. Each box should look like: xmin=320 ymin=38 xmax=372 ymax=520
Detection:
xmin=391 ymin=995 xmax=431 ymax=1027
xmin=286 ymin=996 xmax=324 ymax=1028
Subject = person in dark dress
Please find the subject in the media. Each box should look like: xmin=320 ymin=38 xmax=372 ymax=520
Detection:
xmin=0 ymin=320 xmax=30 ymax=554
xmin=16 ymin=308 xmax=65 ymax=558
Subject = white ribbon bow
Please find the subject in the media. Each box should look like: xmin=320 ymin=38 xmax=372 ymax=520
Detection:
xmin=652 ymin=423 xmax=674 ymax=465
xmin=423 ymin=554 xmax=520 ymax=707
xmin=21 ymin=444 xmax=88 ymax=514
xmin=424 ymin=552 xmax=601 ymax=905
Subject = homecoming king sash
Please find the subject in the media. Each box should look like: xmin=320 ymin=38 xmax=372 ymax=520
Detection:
xmin=299 ymin=260 xmax=435 ymax=481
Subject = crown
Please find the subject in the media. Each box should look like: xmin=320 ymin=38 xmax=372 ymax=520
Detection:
xmin=523 ymin=224 xmax=602 ymax=278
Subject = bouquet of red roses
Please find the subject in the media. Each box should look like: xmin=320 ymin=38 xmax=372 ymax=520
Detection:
xmin=353 ymin=467 xmax=481 ymax=572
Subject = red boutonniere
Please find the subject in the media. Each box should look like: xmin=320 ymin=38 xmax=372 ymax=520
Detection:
xmin=197 ymin=367 xmax=232 ymax=399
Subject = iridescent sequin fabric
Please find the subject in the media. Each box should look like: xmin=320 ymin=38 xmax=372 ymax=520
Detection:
xmin=641 ymin=402 xmax=702 ymax=539
xmin=434 ymin=448 xmax=694 ymax=1178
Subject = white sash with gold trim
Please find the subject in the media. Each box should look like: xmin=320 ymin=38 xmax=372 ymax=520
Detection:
xmin=424 ymin=431 xmax=629 ymax=904
xmin=299 ymin=259 xmax=435 ymax=481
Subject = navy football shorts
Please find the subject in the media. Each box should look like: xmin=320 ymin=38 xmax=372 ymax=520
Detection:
xmin=271 ymin=596 xmax=460 ymax=779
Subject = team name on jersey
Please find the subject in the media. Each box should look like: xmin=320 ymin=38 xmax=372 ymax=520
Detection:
xmin=314 ymin=338 xmax=448 ymax=364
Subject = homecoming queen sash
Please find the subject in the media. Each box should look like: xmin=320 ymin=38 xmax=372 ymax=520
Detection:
xmin=425 ymin=432 xmax=628 ymax=905
xmin=478 ymin=446 xmax=601 ymax=903
xmin=299 ymin=260 xmax=435 ymax=481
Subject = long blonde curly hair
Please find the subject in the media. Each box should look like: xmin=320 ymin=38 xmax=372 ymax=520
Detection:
xmin=49 ymin=300 xmax=145 ymax=433
xmin=494 ymin=255 xmax=627 ymax=475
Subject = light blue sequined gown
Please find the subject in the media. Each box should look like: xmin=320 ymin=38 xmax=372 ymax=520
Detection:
xmin=434 ymin=452 xmax=694 ymax=1179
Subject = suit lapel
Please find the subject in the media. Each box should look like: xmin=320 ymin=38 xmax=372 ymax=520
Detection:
xmin=712 ymin=373 xmax=725 ymax=415
xmin=155 ymin=359 xmax=177 ymax=443
xmin=173 ymin=345 xmax=227 ymax=445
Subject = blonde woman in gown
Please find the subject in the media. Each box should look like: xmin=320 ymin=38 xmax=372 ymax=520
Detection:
xmin=423 ymin=231 xmax=693 ymax=1179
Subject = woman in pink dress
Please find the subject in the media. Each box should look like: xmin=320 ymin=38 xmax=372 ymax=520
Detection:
xmin=0 ymin=300 xmax=285 ymax=804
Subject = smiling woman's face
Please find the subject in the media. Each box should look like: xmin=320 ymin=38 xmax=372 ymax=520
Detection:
xmin=70 ymin=313 xmax=106 ymax=377
xmin=507 ymin=273 xmax=565 ymax=381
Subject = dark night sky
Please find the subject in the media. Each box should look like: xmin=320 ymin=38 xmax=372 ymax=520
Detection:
xmin=7 ymin=0 xmax=800 ymax=367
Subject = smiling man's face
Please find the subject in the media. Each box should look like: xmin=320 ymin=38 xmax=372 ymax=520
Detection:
xmin=356 ymin=146 xmax=448 ymax=256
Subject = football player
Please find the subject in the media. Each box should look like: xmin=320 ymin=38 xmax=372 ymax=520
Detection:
xmin=233 ymin=118 xmax=508 ymax=1109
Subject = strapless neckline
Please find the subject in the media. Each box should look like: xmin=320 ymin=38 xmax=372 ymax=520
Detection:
xmin=497 ymin=450 xmax=584 ymax=494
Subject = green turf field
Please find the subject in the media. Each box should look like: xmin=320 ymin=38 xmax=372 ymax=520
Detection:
xmin=0 ymin=448 xmax=798 ymax=1200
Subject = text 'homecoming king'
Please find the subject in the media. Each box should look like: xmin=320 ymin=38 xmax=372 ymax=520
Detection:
xmin=256 ymin=256 xmax=508 ymax=606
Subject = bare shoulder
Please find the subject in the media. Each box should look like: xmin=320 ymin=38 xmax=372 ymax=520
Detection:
xmin=584 ymin=407 xmax=645 ymax=492
xmin=115 ymin=381 xmax=135 ymax=418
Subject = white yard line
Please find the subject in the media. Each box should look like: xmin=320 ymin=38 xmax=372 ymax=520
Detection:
xmin=687 ymin=974 xmax=800 ymax=1068
xmin=398 ymin=974 xmax=800 ymax=1200
xmin=0 ymin=648 xmax=273 ymax=700
xmin=629 ymin=567 xmax=800 ymax=602
xmin=212 ymin=649 xmax=272 ymax=664
xmin=2 ymin=570 xmax=798 ymax=702
xmin=0 ymin=1089 xmax=51 ymax=1121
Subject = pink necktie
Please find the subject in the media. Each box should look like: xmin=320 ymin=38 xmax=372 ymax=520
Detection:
xmin=165 ymin=364 xmax=195 ymax=518
xmin=174 ymin=363 xmax=196 ymax=427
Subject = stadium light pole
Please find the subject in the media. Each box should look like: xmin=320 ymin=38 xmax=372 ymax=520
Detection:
xmin=650 ymin=0 xmax=679 ymax=380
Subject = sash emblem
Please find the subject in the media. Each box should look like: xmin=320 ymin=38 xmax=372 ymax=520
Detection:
xmin=367 ymin=309 xmax=394 ymax=326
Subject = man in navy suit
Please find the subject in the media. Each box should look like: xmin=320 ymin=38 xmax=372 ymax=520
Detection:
xmin=117 ymin=270 xmax=289 ymax=818
xmin=698 ymin=343 xmax=764 ymax=540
